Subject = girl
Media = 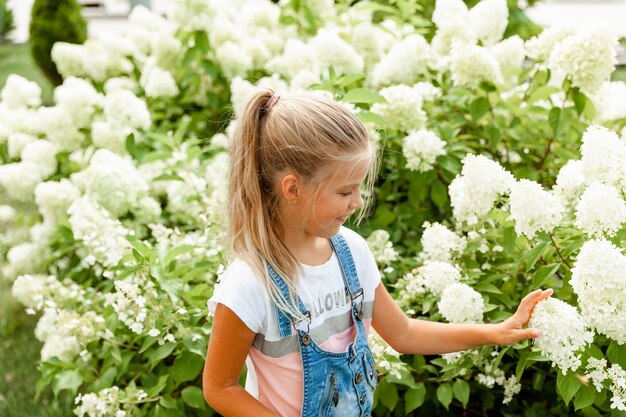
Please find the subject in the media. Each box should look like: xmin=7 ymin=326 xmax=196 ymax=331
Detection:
xmin=203 ymin=89 xmax=552 ymax=417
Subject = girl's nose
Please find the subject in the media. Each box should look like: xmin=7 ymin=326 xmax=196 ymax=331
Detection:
xmin=350 ymin=192 xmax=364 ymax=209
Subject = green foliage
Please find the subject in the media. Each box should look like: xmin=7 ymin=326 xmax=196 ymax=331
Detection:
xmin=28 ymin=0 xmax=87 ymax=85
xmin=0 ymin=0 xmax=14 ymax=42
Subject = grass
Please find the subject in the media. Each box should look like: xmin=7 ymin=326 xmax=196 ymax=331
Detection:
xmin=0 ymin=280 xmax=73 ymax=417
xmin=0 ymin=42 xmax=54 ymax=104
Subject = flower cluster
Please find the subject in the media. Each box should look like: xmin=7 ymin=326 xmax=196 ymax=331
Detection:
xmin=74 ymin=386 xmax=148 ymax=417
xmin=571 ymin=239 xmax=626 ymax=344
xmin=438 ymin=283 xmax=484 ymax=323
xmin=509 ymin=179 xmax=563 ymax=238
xmin=366 ymin=230 xmax=398 ymax=267
xmin=104 ymin=272 xmax=158 ymax=335
xmin=585 ymin=358 xmax=626 ymax=411
xmin=402 ymin=129 xmax=446 ymax=172
xmin=367 ymin=329 xmax=408 ymax=379
xmin=528 ymin=297 xmax=594 ymax=374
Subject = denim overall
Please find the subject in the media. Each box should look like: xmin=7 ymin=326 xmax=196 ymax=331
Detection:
xmin=266 ymin=233 xmax=378 ymax=417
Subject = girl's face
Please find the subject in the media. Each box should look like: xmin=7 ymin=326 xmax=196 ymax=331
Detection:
xmin=303 ymin=157 xmax=370 ymax=238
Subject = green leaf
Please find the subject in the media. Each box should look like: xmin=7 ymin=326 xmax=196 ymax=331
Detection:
xmin=164 ymin=244 xmax=197 ymax=266
xmin=437 ymin=382 xmax=453 ymax=410
xmin=147 ymin=343 xmax=176 ymax=367
xmin=430 ymin=180 xmax=448 ymax=211
xmin=557 ymin=371 xmax=582 ymax=405
xmin=453 ymin=379 xmax=470 ymax=408
xmin=532 ymin=263 xmax=560 ymax=288
xmin=525 ymin=242 xmax=548 ymax=270
xmin=405 ymin=384 xmax=426 ymax=413
xmin=337 ymin=73 xmax=365 ymax=87
xmin=172 ymin=351 xmax=205 ymax=386
xmin=527 ymin=85 xmax=560 ymax=104
xmin=549 ymin=107 xmax=561 ymax=136
xmin=572 ymin=88 xmax=587 ymax=116
xmin=194 ymin=31 xmax=210 ymax=54
xmin=607 ymin=341 xmax=626 ymax=368
xmin=53 ymin=369 xmax=82 ymax=397
xmin=574 ymin=384 xmax=596 ymax=411
xmin=341 ymin=88 xmax=385 ymax=104
xmin=376 ymin=381 xmax=399 ymax=411
xmin=469 ymin=97 xmax=490 ymax=122
xmin=146 ymin=375 xmax=169 ymax=397
xmin=181 ymin=386 xmax=207 ymax=410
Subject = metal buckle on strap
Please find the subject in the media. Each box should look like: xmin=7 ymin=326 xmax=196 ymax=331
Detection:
xmin=350 ymin=288 xmax=364 ymax=320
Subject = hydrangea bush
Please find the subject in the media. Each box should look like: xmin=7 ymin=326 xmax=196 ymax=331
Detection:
xmin=1 ymin=0 xmax=626 ymax=416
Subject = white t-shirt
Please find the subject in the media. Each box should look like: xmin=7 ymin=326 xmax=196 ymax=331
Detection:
xmin=207 ymin=226 xmax=381 ymax=417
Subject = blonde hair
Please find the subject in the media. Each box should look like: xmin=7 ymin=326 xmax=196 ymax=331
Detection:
xmin=228 ymin=89 xmax=378 ymax=323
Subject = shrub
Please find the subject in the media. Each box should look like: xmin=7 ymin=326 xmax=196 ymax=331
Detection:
xmin=29 ymin=0 xmax=87 ymax=85
xmin=0 ymin=0 xmax=14 ymax=42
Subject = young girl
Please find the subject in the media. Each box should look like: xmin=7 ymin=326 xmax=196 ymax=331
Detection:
xmin=202 ymin=89 xmax=552 ymax=417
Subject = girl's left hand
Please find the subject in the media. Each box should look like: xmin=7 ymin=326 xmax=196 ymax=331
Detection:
xmin=492 ymin=288 xmax=554 ymax=345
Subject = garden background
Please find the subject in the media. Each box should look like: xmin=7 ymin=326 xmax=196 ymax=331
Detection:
xmin=2 ymin=0 xmax=626 ymax=416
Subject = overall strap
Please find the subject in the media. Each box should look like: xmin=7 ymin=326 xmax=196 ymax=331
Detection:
xmin=266 ymin=262 xmax=309 ymax=338
xmin=329 ymin=234 xmax=364 ymax=311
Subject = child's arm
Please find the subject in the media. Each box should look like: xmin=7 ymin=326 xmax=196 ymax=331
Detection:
xmin=203 ymin=303 xmax=280 ymax=417
xmin=371 ymin=282 xmax=553 ymax=355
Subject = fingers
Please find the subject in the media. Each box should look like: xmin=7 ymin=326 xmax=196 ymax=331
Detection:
xmin=516 ymin=288 xmax=553 ymax=325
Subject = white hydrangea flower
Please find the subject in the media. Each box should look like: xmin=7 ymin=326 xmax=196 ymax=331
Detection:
xmin=36 ymin=105 xmax=86 ymax=152
xmin=12 ymin=274 xmax=87 ymax=312
xmin=103 ymin=89 xmax=151 ymax=130
xmin=432 ymin=0 xmax=470 ymax=32
xmin=140 ymin=63 xmax=179 ymax=98
xmin=52 ymin=40 xmax=133 ymax=83
xmin=366 ymin=230 xmax=398 ymax=266
xmin=20 ymin=140 xmax=59 ymax=178
xmin=0 ymin=74 xmax=42 ymax=108
xmin=580 ymin=125 xmax=626 ymax=187
xmin=418 ymin=261 xmax=462 ymax=295
xmin=420 ymin=221 xmax=466 ymax=263
xmin=502 ymin=375 xmax=522 ymax=404
xmin=74 ymin=386 xmax=131 ymax=417
xmin=402 ymin=129 xmax=446 ymax=172
xmin=35 ymin=308 xmax=105 ymax=362
xmin=571 ymin=239 xmax=626 ymax=344
xmin=509 ymin=180 xmax=563 ymax=238
xmin=548 ymin=28 xmax=617 ymax=95
xmin=267 ymin=39 xmax=315 ymax=79
xmin=553 ymin=160 xmax=586 ymax=202
xmin=607 ymin=364 xmax=626 ymax=411
xmin=70 ymin=149 xmax=155 ymax=218
xmin=413 ymin=82 xmax=442 ymax=102
xmin=35 ymin=179 xmax=80 ymax=224
xmin=575 ymin=184 xmax=626 ymax=237
xmin=0 ymin=204 xmax=17 ymax=225
xmin=469 ymin=0 xmax=508 ymax=46
xmin=491 ymin=35 xmax=525 ymax=86
xmin=215 ymin=41 xmax=254 ymax=79
xmin=67 ymin=197 xmax=133 ymax=268
xmin=350 ymin=22 xmax=385 ymax=67
xmin=7 ymin=242 xmax=48 ymax=276
xmin=529 ymin=297 xmax=593 ymax=374
xmin=53 ymin=77 xmax=103 ymax=127
xmin=525 ymin=24 xmax=576 ymax=61
xmin=369 ymin=34 xmax=431 ymax=87
xmin=0 ymin=162 xmax=46 ymax=202
xmin=104 ymin=77 xmax=138 ymax=94
xmin=449 ymin=154 xmax=515 ymax=225
xmin=370 ymin=84 xmax=427 ymax=132
xmin=7 ymin=132 xmax=37 ymax=159
xmin=450 ymin=44 xmax=502 ymax=88
xmin=438 ymin=283 xmax=484 ymax=323
xmin=91 ymin=120 xmax=131 ymax=154
xmin=311 ymin=29 xmax=364 ymax=76
xmin=104 ymin=272 xmax=158 ymax=334
xmin=592 ymin=81 xmax=626 ymax=123
xmin=167 ymin=0 xmax=216 ymax=31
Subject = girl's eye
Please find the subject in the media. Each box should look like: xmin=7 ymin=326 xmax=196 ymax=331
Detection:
xmin=340 ymin=191 xmax=352 ymax=197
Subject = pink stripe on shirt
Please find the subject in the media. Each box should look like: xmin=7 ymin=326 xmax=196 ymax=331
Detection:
xmin=248 ymin=319 xmax=372 ymax=417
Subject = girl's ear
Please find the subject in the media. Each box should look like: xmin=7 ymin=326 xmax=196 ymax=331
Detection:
xmin=280 ymin=173 xmax=300 ymax=205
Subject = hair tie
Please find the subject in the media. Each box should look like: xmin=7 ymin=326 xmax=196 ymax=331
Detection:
xmin=265 ymin=93 xmax=280 ymax=110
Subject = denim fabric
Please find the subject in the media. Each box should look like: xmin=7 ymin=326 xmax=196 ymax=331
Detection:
xmin=266 ymin=233 xmax=378 ymax=417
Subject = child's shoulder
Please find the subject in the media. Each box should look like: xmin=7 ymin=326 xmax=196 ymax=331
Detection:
xmin=339 ymin=226 xmax=370 ymax=253
xmin=216 ymin=258 xmax=265 ymax=291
